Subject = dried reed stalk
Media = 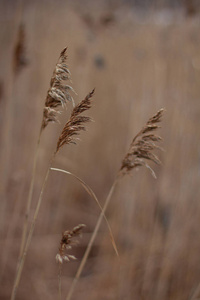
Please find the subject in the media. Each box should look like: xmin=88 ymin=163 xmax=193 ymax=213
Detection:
xmin=50 ymin=167 xmax=118 ymax=256
xmin=66 ymin=108 xmax=164 ymax=300
xmin=19 ymin=48 xmax=75 ymax=261
xmin=11 ymin=89 xmax=94 ymax=300
xmin=56 ymin=225 xmax=85 ymax=300
xmin=0 ymin=22 xmax=28 ymax=281
xmin=190 ymin=282 xmax=200 ymax=300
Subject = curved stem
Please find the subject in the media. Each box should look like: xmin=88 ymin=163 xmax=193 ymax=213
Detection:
xmin=66 ymin=178 xmax=119 ymax=300
xmin=11 ymin=154 xmax=54 ymax=300
xmin=51 ymin=167 xmax=119 ymax=257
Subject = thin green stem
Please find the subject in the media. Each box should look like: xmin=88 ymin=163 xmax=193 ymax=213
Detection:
xmin=66 ymin=178 xmax=119 ymax=300
xmin=11 ymin=154 xmax=55 ymax=300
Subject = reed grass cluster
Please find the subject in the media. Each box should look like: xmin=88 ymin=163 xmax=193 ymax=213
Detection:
xmin=11 ymin=48 xmax=94 ymax=300
xmin=10 ymin=47 xmax=164 ymax=300
xmin=1 ymin=5 xmax=200 ymax=299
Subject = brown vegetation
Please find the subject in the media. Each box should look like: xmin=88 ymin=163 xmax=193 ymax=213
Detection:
xmin=0 ymin=1 xmax=200 ymax=300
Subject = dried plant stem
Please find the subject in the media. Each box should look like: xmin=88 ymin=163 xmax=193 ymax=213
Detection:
xmin=65 ymin=109 xmax=163 ymax=300
xmin=51 ymin=167 xmax=119 ymax=256
xmin=190 ymin=283 xmax=200 ymax=300
xmin=19 ymin=131 xmax=42 ymax=257
xmin=66 ymin=178 xmax=119 ymax=300
xmin=58 ymin=264 xmax=62 ymax=300
xmin=11 ymin=154 xmax=55 ymax=300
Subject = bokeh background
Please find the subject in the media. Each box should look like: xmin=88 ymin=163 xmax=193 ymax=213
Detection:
xmin=1 ymin=0 xmax=200 ymax=299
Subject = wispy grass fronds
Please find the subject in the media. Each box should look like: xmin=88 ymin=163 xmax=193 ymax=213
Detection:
xmin=56 ymin=224 xmax=85 ymax=300
xmin=56 ymin=224 xmax=86 ymax=264
xmin=66 ymin=108 xmax=164 ymax=300
xmin=19 ymin=47 xmax=74 ymax=254
xmin=42 ymin=107 xmax=61 ymax=126
xmin=19 ymin=48 xmax=75 ymax=262
xmin=51 ymin=167 xmax=119 ymax=256
xmin=56 ymin=89 xmax=94 ymax=152
xmin=120 ymin=108 xmax=164 ymax=178
xmin=41 ymin=47 xmax=76 ymax=130
xmin=12 ymin=46 xmax=94 ymax=300
xmin=71 ymin=89 xmax=94 ymax=117
xmin=11 ymin=88 xmax=95 ymax=300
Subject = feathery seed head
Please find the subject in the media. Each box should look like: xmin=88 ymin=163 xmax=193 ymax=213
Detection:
xmin=120 ymin=109 xmax=164 ymax=178
xmin=41 ymin=107 xmax=60 ymax=129
xmin=71 ymin=89 xmax=94 ymax=117
xmin=56 ymin=89 xmax=95 ymax=153
xmin=56 ymin=224 xmax=85 ymax=264
xmin=41 ymin=47 xmax=76 ymax=130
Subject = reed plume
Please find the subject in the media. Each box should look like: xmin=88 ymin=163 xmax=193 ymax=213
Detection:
xmin=120 ymin=108 xmax=163 ymax=178
xmin=19 ymin=48 xmax=75 ymax=259
xmin=56 ymin=89 xmax=94 ymax=152
xmin=41 ymin=47 xmax=76 ymax=130
xmin=11 ymin=47 xmax=93 ymax=300
xmin=56 ymin=224 xmax=85 ymax=300
xmin=66 ymin=108 xmax=164 ymax=300
xmin=56 ymin=224 xmax=86 ymax=264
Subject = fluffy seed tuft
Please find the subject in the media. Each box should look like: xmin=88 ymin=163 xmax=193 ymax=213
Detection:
xmin=120 ymin=109 xmax=164 ymax=178
xmin=56 ymin=224 xmax=85 ymax=264
xmin=56 ymin=89 xmax=95 ymax=152
xmin=41 ymin=47 xmax=75 ymax=130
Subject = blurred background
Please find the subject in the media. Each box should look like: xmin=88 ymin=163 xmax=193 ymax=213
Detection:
xmin=1 ymin=0 xmax=200 ymax=299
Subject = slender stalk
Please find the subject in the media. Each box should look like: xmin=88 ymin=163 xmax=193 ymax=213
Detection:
xmin=51 ymin=167 xmax=119 ymax=256
xmin=11 ymin=154 xmax=55 ymax=300
xmin=58 ymin=264 xmax=62 ymax=300
xmin=66 ymin=178 xmax=119 ymax=300
xmin=190 ymin=283 xmax=200 ymax=300
xmin=19 ymin=130 xmax=42 ymax=257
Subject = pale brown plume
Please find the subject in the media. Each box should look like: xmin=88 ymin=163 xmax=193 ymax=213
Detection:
xmin=41 ymin=47 xmax=76 ymax=130
xmin=56 ymin=89 xmax=95 ymax=152
xmin=120 ymin=109 xmax=164 ymax=178
xmin=56 ymin=224 xmax=86 ymax=264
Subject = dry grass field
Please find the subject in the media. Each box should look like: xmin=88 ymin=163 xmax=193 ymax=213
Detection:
xmin=1 ymin=1 xmax=200 ymax=299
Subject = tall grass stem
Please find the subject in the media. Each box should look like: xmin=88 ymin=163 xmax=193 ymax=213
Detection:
xmin=50 ymin=167 xmax=119 ymax=256
xmin=11 ymin=154 xmax=54 ymax=300
xmin=66 ymin=178 xmax=119 ymax=300
xmin=19 ymin=131 xmax=42 ymax=257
